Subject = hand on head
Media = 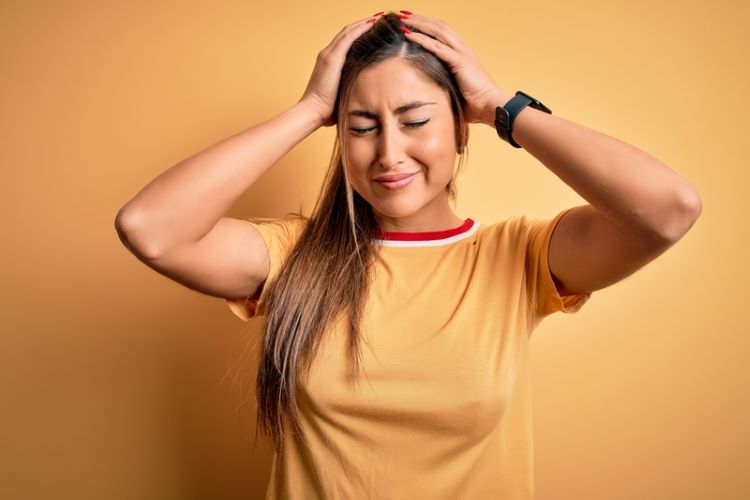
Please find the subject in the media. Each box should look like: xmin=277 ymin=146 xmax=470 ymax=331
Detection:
xmin=298 ymin=11 xmax=510 ymax=128
xmin=397 ymin=12 xmax=510 ymax=124
xmin=298 ymin=12 xmax=384 ymax=127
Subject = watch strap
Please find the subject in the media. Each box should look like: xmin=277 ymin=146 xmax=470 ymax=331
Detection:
xmin=495 ymin=91 xmax=552 ymax=148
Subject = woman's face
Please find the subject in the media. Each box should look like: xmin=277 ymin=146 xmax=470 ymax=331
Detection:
xmin=343 ymin=57 xmax=462 ymax=229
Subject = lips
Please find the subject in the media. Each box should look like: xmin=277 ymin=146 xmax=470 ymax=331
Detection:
xmin=374 ymin=172 xmax=418 ymax=182
xmin=373 ymin=171 xmax=418 ymax=191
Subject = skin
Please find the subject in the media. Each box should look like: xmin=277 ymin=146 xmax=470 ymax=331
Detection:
xmin=343 ymin=57 xmax=465 ymax=233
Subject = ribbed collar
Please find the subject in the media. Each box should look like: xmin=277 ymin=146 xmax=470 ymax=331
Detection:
xmin=373 ymin=218 xmax=479 ymax=247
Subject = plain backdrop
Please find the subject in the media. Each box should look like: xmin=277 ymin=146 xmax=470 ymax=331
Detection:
xmin=1 ymin=1 xmax=747 ymax=499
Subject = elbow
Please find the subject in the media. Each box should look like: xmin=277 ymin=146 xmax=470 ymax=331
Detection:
xmin=661 ymin=183 xmax=703 ymax=243
xmin=114 ymin=206 xmax=131 ymax=234
xmin=114 ymin=208 xmax=162 ymax=260
xmin=114 ymin=206 xmax=140 ymax=241
xmin=114 ymin=202 xmax=139 ymax=236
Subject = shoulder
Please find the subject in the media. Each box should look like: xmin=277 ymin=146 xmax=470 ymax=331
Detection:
xmin=476 ymin=211 xmax=569 ymax=240
xmin=246 ymin=213 xmax=309 ymax=235
xmin=241 ymin=214 xmax=310 ymax=253
xmin=473 ymin=213 xmax=565 ymax=257
xmin=473 ymin=215 xmax=525 ymax=241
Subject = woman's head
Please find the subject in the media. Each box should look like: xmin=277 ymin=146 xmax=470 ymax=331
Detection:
xmin=334 ymin=12 xmax=469 ymax=228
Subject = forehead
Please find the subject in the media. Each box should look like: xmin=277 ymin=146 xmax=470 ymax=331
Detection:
xmin=346 ymin=57 xmax=449 ymax=111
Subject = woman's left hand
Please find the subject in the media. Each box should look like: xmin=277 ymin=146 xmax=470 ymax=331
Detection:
xmin=400 ymin=13 xmax=511 ymax=125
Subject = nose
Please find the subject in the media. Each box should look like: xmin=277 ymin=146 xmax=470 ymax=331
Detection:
xmin=376 ymin=121 xmax=407 ymax=169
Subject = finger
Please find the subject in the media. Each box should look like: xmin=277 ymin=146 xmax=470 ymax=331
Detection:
xmin=401 ymin=29 xmax=461 ymax=68
xmin=323 ymin=16 xmax=378 ymax=56
xmin=401 ymin=14 xmax=466 ymax=52
xmin=324 ymin=15 xmax=378 ymax=51
xmin=334 ymin=17 xmax=377 ymax=43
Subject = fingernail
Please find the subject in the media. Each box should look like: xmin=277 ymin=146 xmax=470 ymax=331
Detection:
xmin=399 ymin=10 xmax=413 ymax=15
xmin=398 ymin=14 xmax=410 ymax=19
xmin=399 ymin=26 xmax=412 ymax=34
xmin=372 ymin=11 xmax=384 ymax=16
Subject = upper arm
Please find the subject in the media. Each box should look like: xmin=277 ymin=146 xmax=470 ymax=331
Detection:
xmin=134 ymin=217 xmax=271 ymax=300
xmin=547 ymin=204 xmax=678 ymax=295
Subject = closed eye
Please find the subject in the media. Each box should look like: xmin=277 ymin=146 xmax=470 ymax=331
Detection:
xmin=350 ymin=119 xmax=430 ymax=135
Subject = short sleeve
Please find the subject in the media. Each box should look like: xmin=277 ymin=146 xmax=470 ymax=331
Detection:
xmin=225 ymin=216 xmax=307 ymax=321
xmin=523 ymin=207 xmax=592 ymax=318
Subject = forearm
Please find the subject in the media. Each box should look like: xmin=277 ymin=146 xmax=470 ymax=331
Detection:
xmin=483 ymin=91 xmax=702 ymax=240
xmin=115 ymin=98 xmax=323 ymax=257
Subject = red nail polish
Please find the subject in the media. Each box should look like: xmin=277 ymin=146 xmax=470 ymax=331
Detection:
xmin=372 ymin=11 xmax=384 ymax=16
xmin=399 ymin=10 xmax=413 ymax=15
xmin=399 ymin=26 xmax=412 ymax=34
xmin=398 ymin=14 xmax=410 ymax=19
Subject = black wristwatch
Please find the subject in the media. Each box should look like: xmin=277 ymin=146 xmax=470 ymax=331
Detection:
xmin=494 ymin=91 xmax=552 ymax=148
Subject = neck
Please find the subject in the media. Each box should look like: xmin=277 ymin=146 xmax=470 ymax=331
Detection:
xmin=374 ymin=199 xmax=463 ymax=233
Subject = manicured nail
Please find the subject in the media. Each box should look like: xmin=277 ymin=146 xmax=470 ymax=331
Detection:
xmin=398 ymin=14 xmax=410 ymax=19
xmin=372 ymin=11 xmax=384 ymax=16
xmin=399 ymin=26 xmax=412 ymax=34
xmin=399 ymin=10 xmax=413 ymax=15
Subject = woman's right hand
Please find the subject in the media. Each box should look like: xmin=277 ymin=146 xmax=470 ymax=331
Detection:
xmin=298 ymin=13 xmax=382 ymax=128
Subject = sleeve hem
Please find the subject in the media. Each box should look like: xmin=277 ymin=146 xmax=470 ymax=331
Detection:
xmin=539 ymin=207 xmax=592 ymax=315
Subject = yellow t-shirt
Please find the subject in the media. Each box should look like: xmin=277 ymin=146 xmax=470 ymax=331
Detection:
xmin=226 ymin=208 xmax=592 ymax=499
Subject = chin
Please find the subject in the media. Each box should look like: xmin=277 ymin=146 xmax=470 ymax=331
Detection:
xmin=369 ymin=198 xmax=428 ymax=219
xmin=353 ymin=181 xmax=447 ymax=218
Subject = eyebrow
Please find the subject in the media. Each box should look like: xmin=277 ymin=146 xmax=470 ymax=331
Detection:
xmin=347 ymin=101 xmax=437 ymax=119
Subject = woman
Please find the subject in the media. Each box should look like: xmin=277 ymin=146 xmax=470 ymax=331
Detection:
xmin=115 ymin=11 xmax=702 ymax=498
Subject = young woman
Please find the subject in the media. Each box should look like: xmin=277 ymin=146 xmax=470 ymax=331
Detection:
xmin=115 ymin=11 xmax=702 ymax=498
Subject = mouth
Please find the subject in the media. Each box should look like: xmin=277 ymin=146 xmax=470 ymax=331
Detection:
xmin=373 ymin=172 xmax=418 ymax=190
xmin=374 ymin=172 xmax=419 ymax=182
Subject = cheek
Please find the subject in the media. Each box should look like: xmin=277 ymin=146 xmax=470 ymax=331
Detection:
xmin=419 ymin=132 xmax=454 ymax=160
xmin=345 ymin=137 xmax=375 ymax=168
xmin=415 ymin=131 xmax=458 ymax=180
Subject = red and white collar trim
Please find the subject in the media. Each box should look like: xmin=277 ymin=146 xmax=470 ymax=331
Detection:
xmin=374 ymin=218 xmax=480 ymax=247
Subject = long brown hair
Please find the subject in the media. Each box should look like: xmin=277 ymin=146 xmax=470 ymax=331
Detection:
xmin=254 ymin=12 xmax=470 ymax=452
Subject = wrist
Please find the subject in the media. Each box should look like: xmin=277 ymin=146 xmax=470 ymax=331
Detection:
xmin=483 ymin=90 xmax=514 ymax=127
xmin=296 ymin=97 xmax=328 ymax=129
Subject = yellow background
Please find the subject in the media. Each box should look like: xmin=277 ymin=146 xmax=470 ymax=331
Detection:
xmin=2 ymin=0 xmax=747 ymax=498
